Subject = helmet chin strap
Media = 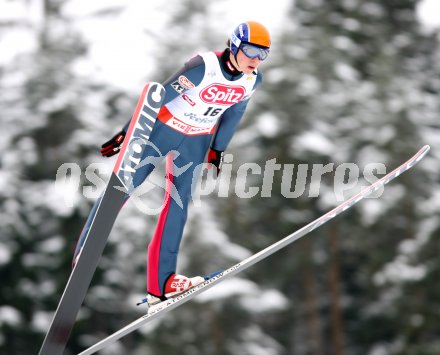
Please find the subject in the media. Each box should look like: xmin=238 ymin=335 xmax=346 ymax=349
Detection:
xmin=229 ymin=50 xmax=243 ymax=72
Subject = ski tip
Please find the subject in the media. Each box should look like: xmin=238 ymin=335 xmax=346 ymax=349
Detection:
xmin=418 ymin=145 xmax=431 ymax=159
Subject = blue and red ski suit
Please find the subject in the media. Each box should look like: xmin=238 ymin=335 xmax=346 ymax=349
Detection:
xmin=75 ymin=49 xmax=263 ymax=297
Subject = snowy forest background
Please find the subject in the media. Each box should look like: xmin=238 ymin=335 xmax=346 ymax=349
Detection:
xmin=1 ymin=0 xmax=440 ymax=354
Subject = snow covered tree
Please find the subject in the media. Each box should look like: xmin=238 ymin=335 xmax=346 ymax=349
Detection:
xmin=1 ymin=0 xmax=439 ymax=354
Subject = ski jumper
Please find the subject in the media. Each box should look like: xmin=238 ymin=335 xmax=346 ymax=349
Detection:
xmin=74 ymin=50 xmax=263 ymax=297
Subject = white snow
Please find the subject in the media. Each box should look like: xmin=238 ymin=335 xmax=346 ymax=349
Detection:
xmin=368 ymin=344 xmax=389 ymax=355
xmin=36 ymin=236 xmax=65 ymax=253
xmin=297 ymin=75 xmax=322 ymax=96
xmin=417 ymin=0 xmax=440 ymax=28
xmin=17 ymin=278 xmax=57 ymax=297
xmin=228 ymin=325 xmax=282 ymax=355
xmin=373 ymin=256 xmax=427 ymax=286
xmin=293 ymin=130 xmax=335 ymax=156
xmin=0 ymin=0 xmax=43 ymax=65
xmin=0 ymin=245 xmax=11 ymax=265
xmin=62 ymin=0 xmax=127 ymax=17
xmin=195 ymin=278 xmax=257 ymax=302
xmin=1 ymin=1 xmax=439 ymax=353
xmin=196 ymin=277 xmax=289 ymax=313
xmin=239 ymin=288 xmax=289 ymax=313
xmin=334 ymin=62 xmax=359 ymax=82
xmin=359 ymin=185 xmax=406 ymax=226
xmin=24 ymin=180 xmax=83 ymax=216
xmin=209 ymin=0 xmax=291 ymax=34
xmin=333 ymin=36 xmax=356 ymax=51
xmin=255 ymin=113 xmax=281 ymax=138
xmin=31 ymin=311 xmax=53 ymax=332
xmin=0 ymin=306 xmax=22 ymax=326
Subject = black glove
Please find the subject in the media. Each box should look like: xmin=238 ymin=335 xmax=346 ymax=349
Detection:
xmin=207 ymin=148 xmax=224 ymax=177
xmin=100 ymin=130 xmax=126 ymax=157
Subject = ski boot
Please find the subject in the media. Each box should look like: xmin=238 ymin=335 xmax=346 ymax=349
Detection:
xmin=138 ymin=273 xmax=205 ymax=307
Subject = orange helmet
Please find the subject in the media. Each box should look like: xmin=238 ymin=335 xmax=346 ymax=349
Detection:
xmin=230 ymin=21 xmax=271 ymax=58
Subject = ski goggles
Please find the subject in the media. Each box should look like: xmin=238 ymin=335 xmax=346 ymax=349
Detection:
xmin=240 ymin=43 xmax=270 ymax=61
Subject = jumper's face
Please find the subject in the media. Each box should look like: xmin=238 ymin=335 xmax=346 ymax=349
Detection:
xmin=235 ymin=49 xmax=262 ymax=74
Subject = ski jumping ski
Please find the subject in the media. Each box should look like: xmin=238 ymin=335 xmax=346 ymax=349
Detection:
xmin=78 ymin=145 xmax=430 ymax=355
xmin=38 ymin=83 xmax=165 ymax=355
